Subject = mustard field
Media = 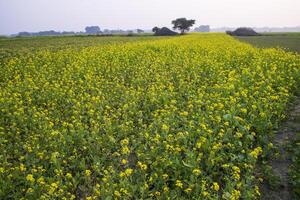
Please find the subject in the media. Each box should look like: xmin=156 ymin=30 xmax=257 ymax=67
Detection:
xmin=0 ymin=34 xmax=300 ymax=199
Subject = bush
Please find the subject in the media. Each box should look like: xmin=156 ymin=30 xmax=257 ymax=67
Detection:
xmin=153 ymin=27 xmax=178 ymax=36
xmin=226 ymin=28 xmax=260 ymax=36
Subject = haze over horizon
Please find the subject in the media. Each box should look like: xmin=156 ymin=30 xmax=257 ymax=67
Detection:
xmin=0 ymin=0 xmax=300 ymax=35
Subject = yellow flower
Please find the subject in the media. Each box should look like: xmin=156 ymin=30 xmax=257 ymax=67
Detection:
xmin=235 ymin=132 xmax=243 ymax=138
xmin=120 ymin=188 xmax=129 ymax=195
xmin=175 ymin=180 xmax=183 ymax=188
xmin=51 ymin=182 xmax=58 ymax=189
xmin=121 ymin=146 xmax=130 ymax=155
xmin=163 ymin=186 xmax=169 ymax=192
xmin=85 ymin=170 xmax=92 ymax=176
xmin=240 ymin=108 xmax=247 ymax=113
xmin=268 ymin=143 xmax=274 ymax=148
xmin=27 ymin=188 xmax=34 ymax=193
xmin=162 ymin=124 xmax=169 ymax=132
xmin=114 ymin=190 xmax=121 ymax=197
xmin=233 ymin=173 xmax=240 ymax=180
xmin=260 ymin=112 xmax=266 ymax=118
xmin=137 ymin=161 xmax=147 ymax=170
xmin=120 ymin=139 xmax=129 ymax=145
xmin=144 ymin=183 xmax=149 ymax=189
xmin=211 ymin=182 xmax=220 ymax=191
xmin=48 ymin=182 xmax=58 ymax=195
xmin=20 ymin=164 xmax=26 ymax=172
xmin=192 ymin=168 xmax=201 ymax=176
xmin=121 ymin=159 xmax=127 ymax=165
xmin=125 ymin=168 xmax=133 ymax=176
xmin=66 ymin=173 xmax=72 ymax=179
xmin=26 ymin=174 xmax=35 ymax=183
xmin=196 ymin=141 xmax=202 ymax=148
xmin=119 ymin=172 xmax=126 ymax=177
xmin=202 ymin=191 xmax=209 ymax=197
xmin=37 ymin=177 xmax=45 ymax=185
xmin=232 ymin=166 xmax=240 ymax=173
xmin=155 ymin=191 xmax=161 ymax=196
xmin=255 ymin=185 xmax=260 ymax=196
xmin=231 ymin=189 xmax=241 ymax=200
xmin=184 ymin=187 xmax=192 ymax=193
xmin=180 ymin=111 xmax=188 ymax=116
xmin=162 ymin=174 xmax=169 ymax=179
xmin=250 ymin=147 xmax=262 ymax=159
xmin=95 ymin=189 xmax=101 ymax=196
xmin=102 ymin=177 xmax=108 ymax=182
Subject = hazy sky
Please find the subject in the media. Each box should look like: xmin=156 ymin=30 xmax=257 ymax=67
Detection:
xmin=0 ymin=0 xmax=299 ymax=35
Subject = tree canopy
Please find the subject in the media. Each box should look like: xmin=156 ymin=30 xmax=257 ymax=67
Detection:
xmin=85 ymin=26 xmax=101 ymax=34
xmin=152 ymin=27 xmax=160 ymax=33
xmin=172 ymin=18 xmax=195 ymax=34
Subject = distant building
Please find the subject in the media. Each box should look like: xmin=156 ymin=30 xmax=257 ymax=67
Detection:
xmin=194 ymin=25 xmax=210 ymax=32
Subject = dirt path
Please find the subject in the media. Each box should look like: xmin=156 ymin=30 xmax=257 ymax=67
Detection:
xmin=261 ymin=97 xmax=300 ymax=199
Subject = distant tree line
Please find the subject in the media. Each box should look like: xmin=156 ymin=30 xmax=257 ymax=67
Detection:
xmin=16 ymin=26 xmax=144 ymax=37
xmin=18 ymin=30 xmax=75 ymax=37
xmin=17 ymin=18 xmax=198 ymax=37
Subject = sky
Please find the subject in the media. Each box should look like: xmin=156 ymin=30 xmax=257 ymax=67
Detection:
xmin=0 ymin=0 xmax=300 ymax=35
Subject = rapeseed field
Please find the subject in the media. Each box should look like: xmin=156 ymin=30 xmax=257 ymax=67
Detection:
xmin=0 ymin=34 xmax=299 ymax=199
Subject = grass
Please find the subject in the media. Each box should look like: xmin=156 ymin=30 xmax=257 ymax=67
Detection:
xmin=235 ymin=32 xmax=300 ymax=53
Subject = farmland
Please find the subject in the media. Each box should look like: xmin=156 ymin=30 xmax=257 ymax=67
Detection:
xmin=0 ymin=34 xmax=300 ymax=199
xmin=0 ymin=35 xmax=163 ymax=61
xmin=0 ymin=35 xmax=162 ymax=50
xmin=236 ymin=32 xmax=300 ymax=54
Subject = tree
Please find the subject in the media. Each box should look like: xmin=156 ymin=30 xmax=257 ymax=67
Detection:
xmin=152 ymin=27 xmax=178 ymax=36
xmin=152 ymin=27 xmax=160 ymax=33
xmin=226 ymin=27 xmax=259 ymax=36
xmin=85 ymin=26 xmax=101 ymax=34
xmin=172 ymin=18 xmax=195 ymax=34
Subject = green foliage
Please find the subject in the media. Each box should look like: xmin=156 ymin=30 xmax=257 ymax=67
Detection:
xmin=172 ymin=18 xmax=195 ymax=34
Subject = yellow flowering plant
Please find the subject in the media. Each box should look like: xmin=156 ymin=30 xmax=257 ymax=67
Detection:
xmin=0 ymin=34 xmax=299 ymax=199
